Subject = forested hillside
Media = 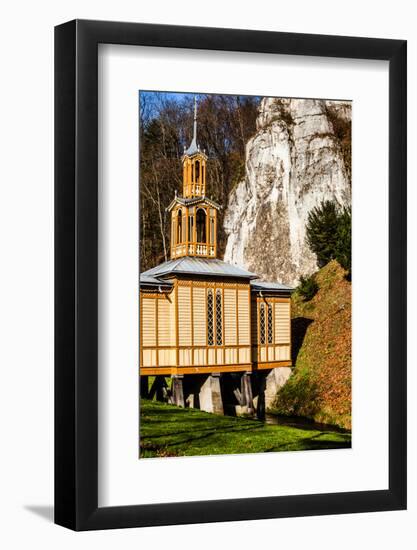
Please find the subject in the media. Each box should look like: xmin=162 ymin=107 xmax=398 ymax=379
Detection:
xmin=274 ymin=260 xmax=352 ymax=430
xmin=139 ymin=93 xmax=260 ymax=271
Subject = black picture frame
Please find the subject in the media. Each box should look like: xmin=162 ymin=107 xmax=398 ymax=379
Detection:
xmin=55 ymin=19 xmax=407 ymax=531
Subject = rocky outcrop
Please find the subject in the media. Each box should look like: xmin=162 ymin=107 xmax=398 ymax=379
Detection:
xmin=223 ymin=98 xmax=351 ymax=286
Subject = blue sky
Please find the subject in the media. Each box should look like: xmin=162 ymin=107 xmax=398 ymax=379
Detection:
xmin=139 ymin=90 xmax=261 ymax=119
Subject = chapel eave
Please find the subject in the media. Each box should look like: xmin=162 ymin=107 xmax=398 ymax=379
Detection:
xmin=166 ymin=195 xmax=221 ymax=213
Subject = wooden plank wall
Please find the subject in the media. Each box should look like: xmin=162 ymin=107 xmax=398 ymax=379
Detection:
xmin=140 ymin=282 xmax=292 ymax=374
xmin=251 ymin=296 xmax=291 ymax=367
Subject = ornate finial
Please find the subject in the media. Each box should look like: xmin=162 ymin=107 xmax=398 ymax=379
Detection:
xmin=193 ymin=95 xmax=197 ymax=144
xmin=184 ymin=95 xmax=199 ymax=157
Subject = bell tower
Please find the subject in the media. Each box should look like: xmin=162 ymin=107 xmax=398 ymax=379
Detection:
xmin=167 ymin=96 xmax=220 ymax=260
xmin=182 ymin=97 xmax=207 ymax=198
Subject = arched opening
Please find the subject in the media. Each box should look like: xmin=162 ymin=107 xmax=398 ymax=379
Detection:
xmin=210 ymin=217 xmax=215 ymax=245
xmin=196 ymin=208 xmax=206 ymax=243
xmin=177 ymin=209 xmax=182 ymax=243
xmin=195 ymin=160 xmax=200 ymax=183
xmin=188 ymin=214 xmax=194 ymax=244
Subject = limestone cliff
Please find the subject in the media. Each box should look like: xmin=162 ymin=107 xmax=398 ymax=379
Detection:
xmin=223 ymin=98 xmax=351 ymax=286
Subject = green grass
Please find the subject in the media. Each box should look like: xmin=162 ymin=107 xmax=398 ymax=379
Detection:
xmin=140 ymin=399 xmax=351 ymax=458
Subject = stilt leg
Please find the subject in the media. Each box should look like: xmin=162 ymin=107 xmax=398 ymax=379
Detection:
xmin=171 ymin=375 xmax=185 ymax=408
xmin=264 ymin=367 xmax=292 ymax=410
xmin=254 ymin=372 xmax=266 ymax=419
xmin=199 ymin=373 xmax=224 ymax=415
xmin=149 ymin=376 xmax=168 ymax=402
xmin=240 ymin=372 xmax=254 ymax=415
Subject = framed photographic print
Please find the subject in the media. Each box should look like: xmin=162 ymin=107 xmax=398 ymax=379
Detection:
xmin=55 ymin=20 xmax=407 ymax=530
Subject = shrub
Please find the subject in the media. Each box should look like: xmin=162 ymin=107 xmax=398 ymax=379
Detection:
xmin=297 ymin=275 xmax=319 ymax=301
xmin=306 ymin=200 xmax=351 ymax=276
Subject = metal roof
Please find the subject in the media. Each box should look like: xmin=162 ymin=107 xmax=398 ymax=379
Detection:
xmin=140 ymin=274 xmax=173 ymax=288
xmin=182 ymin=95 xmax=208 ymax=158
xmin=184 ymin=138 xmax=200 ymax=157
xmin=250 ymin=280 xmax=294 ymax=294
xmin=141 ymin=257 xmax=257 ymax=280
xmin=140 ymin=259 xmax=294 ymax=292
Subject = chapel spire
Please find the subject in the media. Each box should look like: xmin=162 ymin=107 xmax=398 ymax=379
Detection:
xmin=168 ymin=95 xmax=219 ymax=260
xmin=182 ymin=96 xmax=207 ymax=198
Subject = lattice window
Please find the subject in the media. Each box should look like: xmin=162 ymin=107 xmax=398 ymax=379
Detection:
xmin=267 ymin=303 xmax=273 ymax=344
xmin=207 ymin=289 xmax=214 ymax=346
xmin=215 ymin=289 xmax=223 ymax=345
xmin=260 ymin=303 xmax=266 ymax=345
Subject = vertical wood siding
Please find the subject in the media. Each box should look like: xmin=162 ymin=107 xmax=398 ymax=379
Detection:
xmin=157 ymin=297 xmax=172 ymax=346
xmin=224 ymin=288 xmax=237 ymax=345
xmin=238 ymin=289 xmax=250 ymax=345
xmin=178 ymin=285 xmax=192 ymax=346
xmin=142 ymin=298 xmax=156 ymax=347
xmin=192 ymin=286 xmax=206 ymax=345
xmin=275 ymin=301 xmax=291 ymax=344
xmin=140 ymin=282 xmax=291 ymax=372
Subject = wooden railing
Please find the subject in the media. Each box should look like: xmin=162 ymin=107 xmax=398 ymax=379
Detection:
xmin=172 ymin=242 xmax=215 ymax=258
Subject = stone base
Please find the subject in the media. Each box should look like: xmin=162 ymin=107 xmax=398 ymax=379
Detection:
xmin=199 ymin=374 xmax=224 ymax=415
xmin=147 ymin=369 xmax=291 ymax=417
xmin=264 ymin=367 xmax=292 ymax=410
xmin=236 ymin=372 xmax=254 ymax=415
xmin=171 ymin=375 xmax=185 ymax=407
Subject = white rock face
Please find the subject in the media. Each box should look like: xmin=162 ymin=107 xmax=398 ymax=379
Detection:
xmin=224 ymin=98 xmax=351 ymax=286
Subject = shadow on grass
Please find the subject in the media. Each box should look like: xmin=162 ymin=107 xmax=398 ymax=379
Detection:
xmin=142 ymin=421 xmax=258 ymax=440
xmin=142 ymin=422 xmax=265 ymax=448
xmin=264 ymin=432 xmax=351 ymax=453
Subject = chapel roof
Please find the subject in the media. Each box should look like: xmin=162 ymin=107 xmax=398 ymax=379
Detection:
xmin=250 ymin=280 xmax=294 ymax=295
xmin=141 ymin=257 xmax=257 ymax=280
xmin=140 ymin=257 xmax=294 ymax=295
xmin=166 ymin=195 xmax=221 ymax=212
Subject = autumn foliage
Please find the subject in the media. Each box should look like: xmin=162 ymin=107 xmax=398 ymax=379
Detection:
xmin=274 ymin=260 xmax=352 ymax=429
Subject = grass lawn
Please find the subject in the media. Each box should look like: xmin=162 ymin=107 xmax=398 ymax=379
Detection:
xmin=140 ymin=399 xmax=351 ymax=458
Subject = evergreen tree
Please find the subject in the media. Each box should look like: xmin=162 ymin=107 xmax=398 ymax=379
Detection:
xmin=334 ymin=206 xmax=351 ymax=275
xmin=306 ymin=200 xmax=351 ymax=275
